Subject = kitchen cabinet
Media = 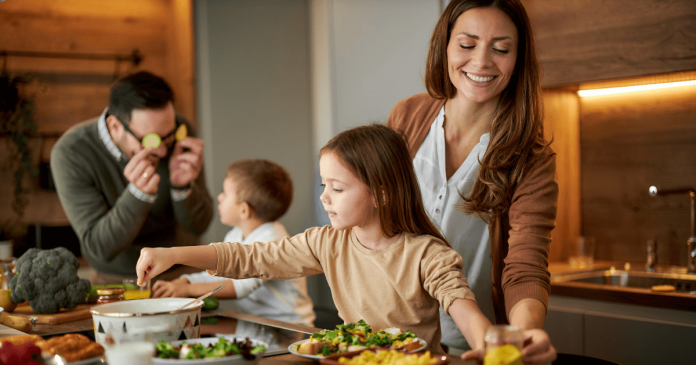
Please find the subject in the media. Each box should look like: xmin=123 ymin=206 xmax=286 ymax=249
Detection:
xmin=545 ymin=295 xmax=696 ymax=365
xmin=522 ymin=0 xmax=696 ymax=87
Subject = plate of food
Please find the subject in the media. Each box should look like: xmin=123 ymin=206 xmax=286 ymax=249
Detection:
xmin=152 ymin=335 xmax=267 ymax=365
xmin=0 ymin=333 xmax=106 ymax=364
xmin=288 ymin=320 xmax=426 ymax=360
xmin=319 ymin=348 xmax=450 ymax=365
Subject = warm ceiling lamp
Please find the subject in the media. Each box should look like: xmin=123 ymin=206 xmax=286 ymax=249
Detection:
xmin=578 ymin=79 xmax=696 ymax=97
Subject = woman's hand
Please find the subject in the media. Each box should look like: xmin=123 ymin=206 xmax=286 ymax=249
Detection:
xmin=521 ymin=328 xmax=557 ymax=365
xmin=136 ymin=247 xmax=178 ymax=286
xmin=461 ymin=348 xmax=484 ymax=363
xmin=461 ymin=329 xmax=556 ymax=365
xmin=152 ymin=277 xmax=191 ymax=298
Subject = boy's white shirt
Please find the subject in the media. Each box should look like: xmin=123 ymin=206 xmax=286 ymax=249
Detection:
xmin=181 ymin=221 xmax=315 ymax=326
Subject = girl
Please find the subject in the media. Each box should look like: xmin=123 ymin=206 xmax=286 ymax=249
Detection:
xmin=136 ymin=124 xmax=491 ymax=354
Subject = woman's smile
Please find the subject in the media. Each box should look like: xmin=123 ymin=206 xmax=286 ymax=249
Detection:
xmin=465 ymin=72 xmax=496 ymax=83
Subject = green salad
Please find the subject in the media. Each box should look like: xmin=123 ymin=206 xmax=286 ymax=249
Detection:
xmin=156 ymin=337 xmax=266 ymax=360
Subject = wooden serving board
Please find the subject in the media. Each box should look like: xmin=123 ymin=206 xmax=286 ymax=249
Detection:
xmin=11 ymin=303 xmax=94 ymax=325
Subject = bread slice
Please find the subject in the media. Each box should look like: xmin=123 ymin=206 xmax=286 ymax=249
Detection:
xmin=394 ymin=339 xmax=422 ymax=352
xmin=0 ymin=334 xmax=45 ymax=348
xmin=296 ymin=340 xmax=333 ymax=355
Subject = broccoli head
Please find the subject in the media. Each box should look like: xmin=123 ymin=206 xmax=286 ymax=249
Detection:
xmin=9 ymin=247 xmax=91 ymax=314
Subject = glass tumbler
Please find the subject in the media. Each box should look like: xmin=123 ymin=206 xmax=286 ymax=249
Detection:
xmin=123 ymin=278 xmax=151 ymax=300
xmin=484 ymin=325 xmax=524 ymax=365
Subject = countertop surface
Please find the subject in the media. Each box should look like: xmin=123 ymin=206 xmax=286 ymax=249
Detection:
xmin=3 ymin=309 xmax=476 ymax=364
xmin=0 ymin=324 xmax=25 ymax=338
xmin=548 ymin=260 xmax=696 ymax=311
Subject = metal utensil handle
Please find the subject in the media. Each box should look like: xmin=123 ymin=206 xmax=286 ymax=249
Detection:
xmin=176 ymin=283 xmax=225 ymax=310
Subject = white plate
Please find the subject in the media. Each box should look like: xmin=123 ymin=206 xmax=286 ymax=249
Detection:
xmin=288 ymin=338 xmax=427 ymax=359
xmin=151 ymin=335 xmax=267 ymax=365
xmin=68 ymin=355 xmax=106 ymax=365
xmin=287 ymin=339 xmax=325 ymax=360
xmin=43 ymin=354 xmax=105 ymax=365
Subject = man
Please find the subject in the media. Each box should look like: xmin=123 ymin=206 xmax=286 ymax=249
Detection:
xmin=51 ymin=71 xmax=213 ymax=284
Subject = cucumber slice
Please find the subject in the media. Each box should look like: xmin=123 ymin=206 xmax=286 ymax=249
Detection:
xmin=175 ymin=124 xmax=188 ymax=142
xmin=142 ymin=133 xmax=161 ymax=148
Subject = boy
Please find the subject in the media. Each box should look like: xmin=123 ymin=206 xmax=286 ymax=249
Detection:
xmin=152 ymin=159 xmax=315 ymax=326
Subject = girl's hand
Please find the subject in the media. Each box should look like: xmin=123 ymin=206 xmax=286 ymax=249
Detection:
xmin=521 ymin=329 xmax=557 ymax=365
xmin=152 ymin=278 xmax=191 ymax=298
xmin=136 ymin=247 xmax=177 ymax=286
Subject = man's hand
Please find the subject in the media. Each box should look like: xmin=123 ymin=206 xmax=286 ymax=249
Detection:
xmin=170 ymin=137 xmax=204 ymax=188
xmin=153 ymin=277 xmax=191 ymax=298
xmin=124 ymin=148 xmax=160 ymax=194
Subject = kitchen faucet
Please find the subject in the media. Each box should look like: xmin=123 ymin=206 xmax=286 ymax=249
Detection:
xmin=649 ymin=186 xmax=696 ymax=273
xmin=646 ymin=239 xmax=656 ymax=272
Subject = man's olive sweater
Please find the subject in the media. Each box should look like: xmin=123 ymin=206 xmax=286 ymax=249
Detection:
xmin=51 ymin=112 xmax=213 ymax=276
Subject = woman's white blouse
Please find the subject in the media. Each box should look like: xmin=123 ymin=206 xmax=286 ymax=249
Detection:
xmin=412 ymin=106 xmax=494 ymax=349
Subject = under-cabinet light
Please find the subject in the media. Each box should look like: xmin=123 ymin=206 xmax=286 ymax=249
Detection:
xmin=578 ymin=80 xmax=696 ymax=97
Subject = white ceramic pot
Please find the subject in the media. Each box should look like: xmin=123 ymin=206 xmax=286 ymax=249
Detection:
xmin=90 ymin=298 xmax=203 ymax=345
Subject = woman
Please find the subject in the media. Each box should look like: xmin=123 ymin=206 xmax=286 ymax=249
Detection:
xmin=387 ymin=0 xmax=557 ymax=363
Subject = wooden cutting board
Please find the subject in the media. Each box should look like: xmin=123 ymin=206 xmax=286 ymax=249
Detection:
xmin=11 ymin=303 xmax=94 ymax=325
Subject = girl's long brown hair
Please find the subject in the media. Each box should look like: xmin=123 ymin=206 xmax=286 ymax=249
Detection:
xmin=320 ymin=124 xmax=448 ymax=245
xmin=425 ymin=0 xmax=549 ymax=222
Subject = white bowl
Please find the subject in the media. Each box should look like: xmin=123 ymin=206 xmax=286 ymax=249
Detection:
xmin=151 ymin=335 xmax=268 ymax=365
xmin=90 ymin=298 xmax=203 ymax=345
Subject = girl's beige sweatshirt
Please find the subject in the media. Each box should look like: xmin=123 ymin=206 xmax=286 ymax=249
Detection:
xmin=209 ymin=225 xmax=475 ymax=352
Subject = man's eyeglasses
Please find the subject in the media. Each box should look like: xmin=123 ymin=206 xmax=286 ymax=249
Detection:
xmin=118 ymin=117 xmax=187 ymax=149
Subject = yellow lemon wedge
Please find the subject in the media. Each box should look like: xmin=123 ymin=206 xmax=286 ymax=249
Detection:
xmin=484 ymin=344 xmax=522 ymax=365
xmin=0 ymin=289 xmax=16 ymax=312
xmin=142 ymin=133 xmax=161 ymax=148
xmin=175 ymin=124 xmax=188 ymax=142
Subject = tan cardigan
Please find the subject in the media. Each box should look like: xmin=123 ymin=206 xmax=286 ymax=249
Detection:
xmin=387 ymin=93 xmax=558 ymax=324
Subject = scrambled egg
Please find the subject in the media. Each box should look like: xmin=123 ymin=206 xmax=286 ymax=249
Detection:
xmin=390 ymin=336 xmax=415 ymax=349
xmin=338 ymin=350 xmax=438 ymax=365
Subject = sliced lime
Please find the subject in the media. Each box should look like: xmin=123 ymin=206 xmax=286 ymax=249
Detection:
xmin=142 ymin=133 xmax=161 ymax=148
xmin=175 ymin=124 xmax=188 ymax=142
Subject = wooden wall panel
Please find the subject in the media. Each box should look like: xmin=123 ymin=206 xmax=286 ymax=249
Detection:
xmin=0 ymin=0 xmax=194 ymax=237
xmin=167 ymin=0 xmax=197 ymax=125
xmin=580 ymin=84 xmax=696 ymax=266
xmin=543 ymin=90 xmax=581 ymax=262
xmin=522 ymin=0 xmax=696 ymax=87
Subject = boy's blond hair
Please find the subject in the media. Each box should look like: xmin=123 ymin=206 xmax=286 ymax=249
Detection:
xmin=225 ymin=159 xmax=293 ymax=222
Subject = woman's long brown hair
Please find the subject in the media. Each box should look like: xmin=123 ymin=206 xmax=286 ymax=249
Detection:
xmin=425 ymin=0 xmax=549 ymax=222
xmin=320 ymin=124 xmax=448 ymax=245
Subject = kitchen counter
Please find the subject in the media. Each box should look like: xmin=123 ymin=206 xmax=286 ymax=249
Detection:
xmin=17 ymin=309 xmax=475 ymax=365
xmin=548 ymin=260 xmax=696 ymax=312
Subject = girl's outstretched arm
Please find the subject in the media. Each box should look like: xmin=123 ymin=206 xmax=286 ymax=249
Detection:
xmin=136 ymin=245 xmax=218 ymax=286
xmin=449 ymin=298 xmax=491 ymax=359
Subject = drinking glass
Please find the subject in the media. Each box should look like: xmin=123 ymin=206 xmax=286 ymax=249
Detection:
xmin=569 ymin=236 xmax=596 ymax=269
xmin=104 ymin=330 xmax=155 ymax=365
xmin=123 ymin=278 xmax=151 ymax=300
xmin=484 ymin=325 xmax=524 ymax=365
